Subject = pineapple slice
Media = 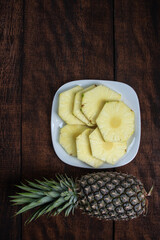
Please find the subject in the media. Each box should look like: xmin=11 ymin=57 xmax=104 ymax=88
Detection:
xmin=59 ymin=125 xmax=88 ymax=156
xmin=73 ymin=85 xmax=96 ymax=126
xmin=81 ymin=85 xmax=121 ymax=125
xmin=58 ymin=86 xmax=85 ymax=125
xmin=89 ymin=128 xmax=127 ymax=164
xmin=76 ymin=129 xmax=103 ymax=168
xmin=96 ymin=101 xmax=135 ymax=142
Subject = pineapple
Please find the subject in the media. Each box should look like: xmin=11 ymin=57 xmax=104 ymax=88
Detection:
xmin=81 ymin=85 xmax=121 ymax=125
xmin=89 ymin=128 xmax=127 ymax=164
xmin=96 ymin=101 xmax=135 ymax=142
xmin=10 ymin=172 xmax=153 ymax=223
xmin=73 ymin=85 xmax=96 ymax=126
xmin=76 ymin=129 xmax=103 ymax=168
xmin=59 ymin=125 xmax=88 ymax=156
xmin=58 ymin=86 xmax=85 ymax=125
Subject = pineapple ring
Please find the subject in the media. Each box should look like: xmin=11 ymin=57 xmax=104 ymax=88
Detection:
xmin=81 ymin=85 xmax=121 ymax=125
xmin=58 ymin=86 xmax=85 ymax=125
xmin=73 ymin=85 xmax=96 ymax=126
xmin=59 ymin=125 xmax=88 ymax=156
xmin=76 ymin=129 xmax=103 ymax=168
xmin=96 ymin=101 xmax=135 ymax=142
xmin=89 ymin=128 xmax=127 ymax=164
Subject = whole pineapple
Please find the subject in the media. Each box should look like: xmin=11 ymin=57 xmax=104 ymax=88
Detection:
xmin=10 ymin=172 xmax=152 ymax=223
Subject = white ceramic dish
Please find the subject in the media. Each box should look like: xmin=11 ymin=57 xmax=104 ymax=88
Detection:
xmin=51 ymin=80 xmax=141 ymax=169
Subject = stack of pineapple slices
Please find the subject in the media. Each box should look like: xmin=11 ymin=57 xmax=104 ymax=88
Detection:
xmin=58 ymin=84 xmax=135 ymax=167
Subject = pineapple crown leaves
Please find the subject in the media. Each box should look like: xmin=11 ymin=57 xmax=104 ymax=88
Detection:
xmin=10 ymin=175 xmax=78 ymax=224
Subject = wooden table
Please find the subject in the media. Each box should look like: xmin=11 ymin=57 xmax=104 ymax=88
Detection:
xmin=0 ymin=0 xmax=160 ymax=239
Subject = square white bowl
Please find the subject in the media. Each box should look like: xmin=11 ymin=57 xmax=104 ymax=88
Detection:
xmin=51 ymin=80 xmax=141 ymax=169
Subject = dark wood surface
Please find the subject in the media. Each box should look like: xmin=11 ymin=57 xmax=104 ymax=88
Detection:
xmin=0 ymin=0 xmax=23 ymax=239
xmin=0 ymin=0 xmax=159 ymax=239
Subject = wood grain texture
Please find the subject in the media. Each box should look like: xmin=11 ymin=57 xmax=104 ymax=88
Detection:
xmin=22 ymin=0 xmax=113 ymax=239
xmin=81 ymin=0 xmax=113 ymax=79
xmin=0 ymin=0 xmax=23 ymax=239
xmin=1 ymin=0 xmax=159 ymax=239
xmin=114 ymin=0 xmax=160 ymax=239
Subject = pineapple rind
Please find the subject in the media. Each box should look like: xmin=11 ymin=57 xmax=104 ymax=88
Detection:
xmin=96 ymin=101 xmax=135 ymax=142
xmin=81 ymin=85 xmax=121 ymax=125
xmin=78 ymin=172 xmax=147 ymax=220
xmin=73 ymin=85 xmax=96 ymax=126
xmin=89 ymin=128 xmax=127 ymax=164
xmin=76 ymin=129 xmax=103 ymax=168
xmin=58 ymin=86 xmax=85 ymax=125
xmin=59 ymin=125 xmax=88 ymax=156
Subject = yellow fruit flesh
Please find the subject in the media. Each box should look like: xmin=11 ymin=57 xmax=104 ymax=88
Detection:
xmin=89 ymin=128 xmax=127 ymax=164
xmin=81 ymin=85 xmax=121 ymax=125
xmin=59 ymin=125 xmax=88 ymax=156
xmin=96 ymin=101 xmax=135 ymax=142
xmin=76 ymin=129 xmax=103 ymax=168
xmin=73 ymin=85 xmax=96 ymax=126
xmin=58 ymin=86 xmax=85 ymax=125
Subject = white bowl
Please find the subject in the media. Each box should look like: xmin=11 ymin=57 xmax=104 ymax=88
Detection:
xmin=51 ymin=80 xmax=141 ymax=169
